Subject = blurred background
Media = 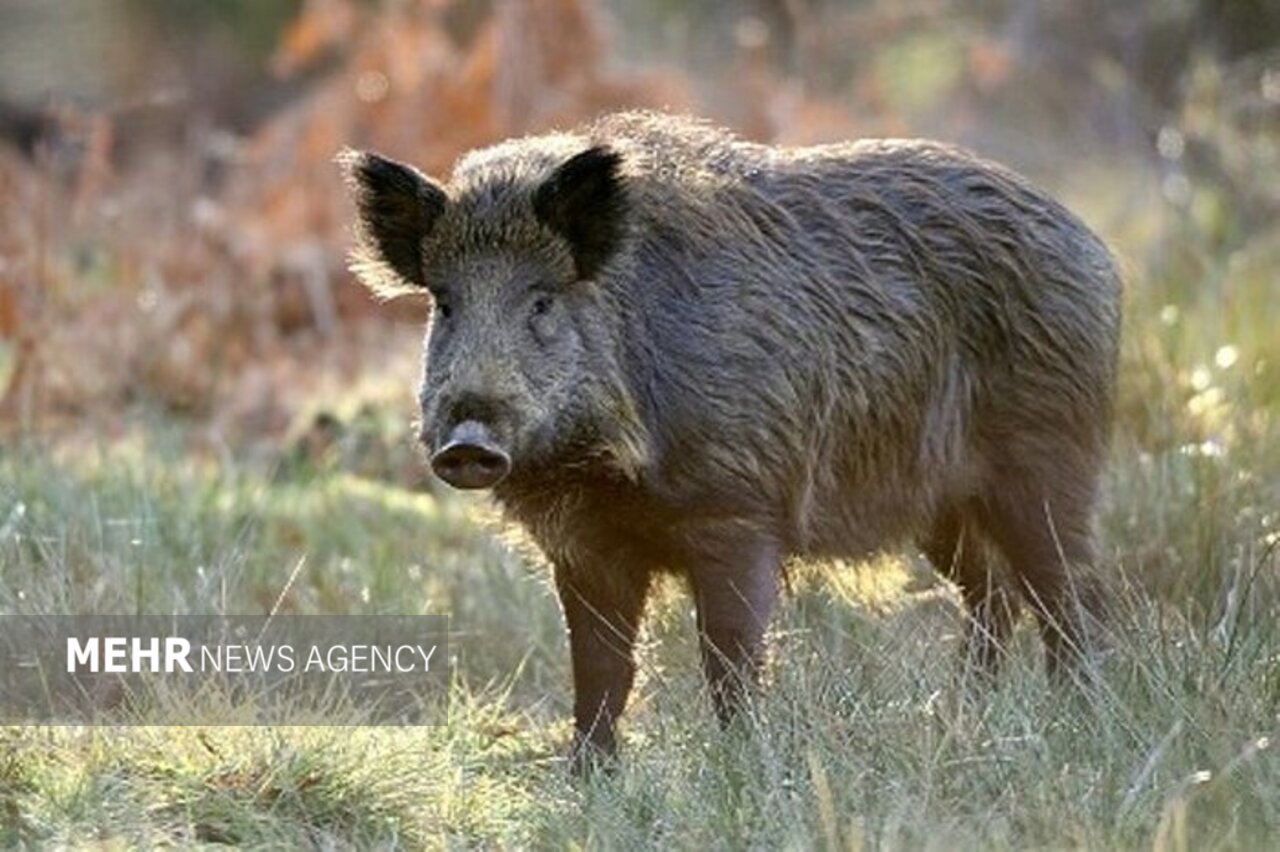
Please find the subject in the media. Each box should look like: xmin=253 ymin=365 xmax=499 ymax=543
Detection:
xmin=0 ymin=0 xmax=1276 ymax=602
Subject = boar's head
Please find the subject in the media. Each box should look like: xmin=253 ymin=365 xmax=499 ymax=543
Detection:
xmin=340 ymin=145 xmax=637 ymax=490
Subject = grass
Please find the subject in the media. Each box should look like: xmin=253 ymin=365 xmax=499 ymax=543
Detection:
xmin=1 ymin=170 xmax=1278 ymax=848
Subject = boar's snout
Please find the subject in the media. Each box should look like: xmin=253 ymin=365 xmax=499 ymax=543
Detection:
xmin=430 ymin=420 xmax=512 ymax=490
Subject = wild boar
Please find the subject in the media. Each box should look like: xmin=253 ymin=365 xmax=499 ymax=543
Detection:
xmin=340 ymin=110 xmax=1121 ymax=769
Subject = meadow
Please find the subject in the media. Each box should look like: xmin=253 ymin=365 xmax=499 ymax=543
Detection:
xmin=2 ymin=1 xmax=1279 ymax=847
xmin=1 ymin=155 xmax=1278 ymax=849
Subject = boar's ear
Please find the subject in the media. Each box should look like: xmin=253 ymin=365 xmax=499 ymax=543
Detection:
xmin=533 ymin=146 xmax=626 ymax=281
xmin=338 ymin=149 xmax=447 ymax=298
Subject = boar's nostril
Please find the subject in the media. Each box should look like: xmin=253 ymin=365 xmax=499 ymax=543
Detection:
xmin=430 ymin=421 xmax=512 ymax=490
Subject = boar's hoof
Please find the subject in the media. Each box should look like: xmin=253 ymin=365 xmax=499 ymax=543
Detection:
xmin=431 ymin=421 xmax=511 ymax=489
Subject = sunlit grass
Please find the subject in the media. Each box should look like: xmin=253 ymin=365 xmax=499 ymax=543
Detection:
xmin=1 ymin=164 xmax=1278 ymax=846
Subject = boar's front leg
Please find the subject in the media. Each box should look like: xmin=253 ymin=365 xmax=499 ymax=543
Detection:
xmin=688 ymin=531 xmax=781 ymax=725
xmin=555 ymin=562 xmax=651 ymax=773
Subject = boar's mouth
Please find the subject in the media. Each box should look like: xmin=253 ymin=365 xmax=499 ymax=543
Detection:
xmin=430 ymin=420 xmax=512 ymax=490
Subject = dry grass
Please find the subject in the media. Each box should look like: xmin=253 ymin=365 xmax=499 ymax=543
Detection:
xmin=2 ymin=173 xmax=1278 ymax=845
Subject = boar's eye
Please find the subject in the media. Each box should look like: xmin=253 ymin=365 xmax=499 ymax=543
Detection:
xmin=434 ymin=299 xmax=452 ymax=319
xmin=531 ymin=295 xmax=553 ymax=317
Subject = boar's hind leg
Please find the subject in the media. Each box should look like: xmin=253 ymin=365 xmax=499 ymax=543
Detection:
xmin=922 ymin=506 xmax=1016 ymax=674
xmin=688 ymin=533 xmax=781 ymax=726
xmin=977 ymin=474 xmax=1101 ymax=681
xmin=555 ymin=563 xmax=652 ymax=772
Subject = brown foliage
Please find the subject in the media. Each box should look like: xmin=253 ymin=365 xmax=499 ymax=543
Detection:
xmin=0 ymin=147 xmax=45 ymax=425
xmin=0 ymin=0 xmax=689 ymax=438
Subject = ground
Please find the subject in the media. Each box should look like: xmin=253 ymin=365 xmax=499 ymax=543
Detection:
xmin=1 ymin=174 xmax=1278 ymax=848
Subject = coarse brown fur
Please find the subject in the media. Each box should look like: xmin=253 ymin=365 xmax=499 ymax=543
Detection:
xmin=341 ymin=110 xmax=1122 ymax=770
